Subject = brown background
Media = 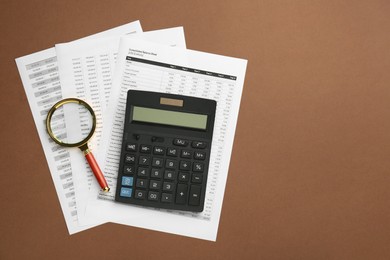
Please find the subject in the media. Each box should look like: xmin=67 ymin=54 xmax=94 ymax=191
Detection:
xmin=1 ymin=0 xmax=389 ymax=259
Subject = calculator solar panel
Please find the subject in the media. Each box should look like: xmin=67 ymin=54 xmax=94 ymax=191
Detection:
xmin=115 ymin=90 xmax=216 ymax=212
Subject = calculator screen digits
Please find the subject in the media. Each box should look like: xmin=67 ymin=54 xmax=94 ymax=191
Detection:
xmin=132 ymin=106 xmax=208 ymax=130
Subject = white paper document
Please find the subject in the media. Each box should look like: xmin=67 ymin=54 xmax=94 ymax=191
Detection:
xmin=15 ymin=21 xmax=143 ymax=234
xmin=55 ymin=27 xmax=187 ymax=225
xmin=86 ymin=38 xmax=247 ymax=240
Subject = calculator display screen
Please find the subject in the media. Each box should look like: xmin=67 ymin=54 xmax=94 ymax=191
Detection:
xmin=132 ymin=106 xmax=207 ymax=130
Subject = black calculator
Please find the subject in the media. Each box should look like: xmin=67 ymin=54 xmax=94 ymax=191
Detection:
xmin=115 ymin=90 xmax=217 ymax=212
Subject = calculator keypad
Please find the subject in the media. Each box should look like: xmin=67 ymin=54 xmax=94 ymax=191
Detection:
xmin=116 ymin=134 xmax=209 ymax=212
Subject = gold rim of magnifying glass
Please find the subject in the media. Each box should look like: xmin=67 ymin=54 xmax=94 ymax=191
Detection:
xmin=46 ymin=98 xmax=97 ymax=148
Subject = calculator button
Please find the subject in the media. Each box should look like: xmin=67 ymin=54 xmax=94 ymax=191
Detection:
xmin=126 ymin=143 xmax=137 ymax=152
xmin=164 ymin=170 xmax=176 ymax=180
xmin=166 ymin=148 xmax=178 ymax=157
xmin=125 ymin=154 xmax=136 ymax=164
xmin=149 ymin=180 xmax=162 ymax=190
xmin=193 ymin=162 xmax=204 ymax=172
xmin=179 ymin=160 xmax=191 ymax=171
xmin=136 ymin=178 xmax=148 ymax=188
xmin=120 ymin=187 xmax=132 ymax=198
xmin=173 ymin=138 xmax=188 ymax=147
xmin=162 ymin=182 xmax=174 ymax=192
xmin=135 ymin=190 xmax=146 ymax=199
xmin=192 ymin=141 xmax=207 ymax=149
xmin=175 ymin=184 xmax=188 ymax=204
xmin=123 ymin=165 xmax=135 ymax=175
xmin=165 ymin=159 xmax=178 ymax=169
xmin=121 ymin=176 xmax=133 ymax=186
xmin=150 ymin=168 xmax=163 ymax=179
xmin=180 ymin=150 xmax=192 ymax=158
xmin=178 ymin=172 xmax=189 ymax=182
xmin=194 ymin=151 xmax=206 ymax=160
xmin=148 ymin=191 xmax=160 ymax=201
xmin=191 ymin=174 xmax=203 ymax=184
xmin=140 ymin=145 xmax=152 ymax=153
xmin=161 ymin=193 xmax=173 ymax=203
xmin=137 ymin=167 xmax=150 ymax=177
xmin=153 ymin=146 xmax=165 ymax=155
xmin=189 ymin=185 xmax=201 ymax=206
xmin=139 ymin=156 xmax=151 ymax=166
xmin=152 ymin=157 xmax=164 ymax=167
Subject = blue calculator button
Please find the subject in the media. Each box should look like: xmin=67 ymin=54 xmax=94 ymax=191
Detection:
xmin=122 ymin=176 xmax=133 ymax=186
xmin=120 ymin=187 xmax=133 ymax=198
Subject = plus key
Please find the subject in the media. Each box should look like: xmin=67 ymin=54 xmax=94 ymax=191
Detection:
xmin=175 ymin=184 xmax=188 ymax=204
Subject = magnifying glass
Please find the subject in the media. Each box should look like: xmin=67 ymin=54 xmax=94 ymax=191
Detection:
xmin=46 ymin=98 xmax=109 ymax=192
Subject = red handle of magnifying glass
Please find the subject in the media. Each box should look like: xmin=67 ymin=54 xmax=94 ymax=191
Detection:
xmin=84 ymin=151 xmax=110 ymax=192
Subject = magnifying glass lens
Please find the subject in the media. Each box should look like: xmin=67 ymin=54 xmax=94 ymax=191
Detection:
xmin=49 ymin=102 xmax=94 ymax=146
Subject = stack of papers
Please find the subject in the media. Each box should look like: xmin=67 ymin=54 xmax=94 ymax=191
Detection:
xmin=15 ymin=21 xmax=247 ymax=241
